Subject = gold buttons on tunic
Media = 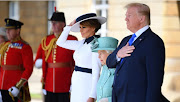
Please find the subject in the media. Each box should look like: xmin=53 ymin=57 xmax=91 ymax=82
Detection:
xmin=53 ymin=45 xmax=57 ymax=63
xmin=3 ymin=45 xmax=10 ymax=65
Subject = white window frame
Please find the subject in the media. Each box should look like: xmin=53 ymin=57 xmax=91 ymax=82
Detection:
xmin=48 ymin=1 xmax=55 ymax=35
xmin=92 ymin=0 xmax=108 ymax=37
xmin=9 ymin=1 xmax=19 ymax=20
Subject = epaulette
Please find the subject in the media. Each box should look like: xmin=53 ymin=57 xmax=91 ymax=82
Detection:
xmin=0 ymin=42 xmax=6 ymax=49
xmin=41 ymin=35 xmax=56 ymax=61
xmin=41 ymin=36 xmax=47 ymax=43
xmin=21 ymin=39 xmax=29 ymax=45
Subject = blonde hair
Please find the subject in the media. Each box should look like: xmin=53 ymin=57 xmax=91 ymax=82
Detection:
xmin=125 ymin=3 xmax=151 ymax=25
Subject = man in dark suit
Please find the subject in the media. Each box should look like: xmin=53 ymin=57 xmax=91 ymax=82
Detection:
xmin=106 ymin=3 xmax=169 ymax=102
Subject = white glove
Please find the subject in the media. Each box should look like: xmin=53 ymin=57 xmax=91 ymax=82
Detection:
xmin=42 ymin=89 xmax=47 ymax=95
xmin=99 ymin=98 xmax=108 ymax=102
xmin=8 ymin=86 xmax=19 ymax=97
xmin=35 ymin=59 xmax=43 ymax=69
xmin=0 ymin=91 xmax=3 ymax=102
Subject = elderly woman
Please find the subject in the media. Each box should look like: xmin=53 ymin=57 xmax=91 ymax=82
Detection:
xmin=91 ymin=37 xmax=118 ymax=102
xmin=56 ymin=13 xmax=106 ymax=102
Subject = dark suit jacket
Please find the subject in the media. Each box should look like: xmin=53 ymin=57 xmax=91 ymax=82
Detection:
xmin=106 ymin=28 xmax=168 ymax=102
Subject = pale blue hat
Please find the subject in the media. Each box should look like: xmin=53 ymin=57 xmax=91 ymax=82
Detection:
xmin=91 ymin=37 xmax=119 ymax=52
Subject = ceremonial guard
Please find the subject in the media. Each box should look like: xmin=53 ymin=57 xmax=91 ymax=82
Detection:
xmin=0 ymin=18 xmax=33 ymax=102
xmin=34 ymin=12 xmax=77 ymax=102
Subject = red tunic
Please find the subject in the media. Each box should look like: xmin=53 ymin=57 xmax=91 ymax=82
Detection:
xmin=35 ymin=34 xmax=77 ymax=93
xmin=0 ymin=39 xmax=33 ymax=90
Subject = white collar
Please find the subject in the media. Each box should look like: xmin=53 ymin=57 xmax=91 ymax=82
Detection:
xmin=135 ymin=25 xmax=149 ymax=38
xmin=133 ymin=25 xmax=149 ymax=41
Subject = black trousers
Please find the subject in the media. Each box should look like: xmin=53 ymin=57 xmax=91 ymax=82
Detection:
xmin=1 ymin=90 xmax=18 ymax=102
xmin=45 ymin=91 xmax=70 ymax=102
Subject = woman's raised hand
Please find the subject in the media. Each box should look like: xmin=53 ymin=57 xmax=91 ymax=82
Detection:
xmin=68 ymin=19 xmax=76 ymax=26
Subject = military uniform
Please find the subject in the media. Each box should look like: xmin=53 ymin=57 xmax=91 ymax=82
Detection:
xmin=0 ymin=18 xmax=33 ymax=102
xmin=35 ymin=34 xmax=77 ymax=92
xmin=34 ymin=12 xmax=77 ymax=102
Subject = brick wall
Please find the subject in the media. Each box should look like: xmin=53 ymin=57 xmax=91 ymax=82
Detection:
xmin=163 ymin=1 xmax=180 ymax=72
xmin=162 ymin=1 xmax=180 ymax=102
xmin=0 ymin=1 xmax=48 ymax=53
xmin=20 ymin=1 xmax=48 ymax=53
xmin=0 ymin=2 xmax=9 ymax=27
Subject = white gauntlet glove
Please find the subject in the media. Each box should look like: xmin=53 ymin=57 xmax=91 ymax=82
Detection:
xmin=8 ymin=78 xmax=27 ymax=97
xmin=8 ymin=86 xmax=19 ymax=97
xmin=99 ymin=98 xmax=108 ymax=102
xmin=41 ymin=78 xmax=47 ymax=95
xmin=0 ymin=91 xmax=3 ymax=102
xmin=42 ymin=89 xmax=47 ymax=95
xmin=35 ymin=59 xmax=43 ymax=69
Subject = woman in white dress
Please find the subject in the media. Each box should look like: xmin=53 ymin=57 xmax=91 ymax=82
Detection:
xmin=56 ymin=13 xmax=106 ymax=102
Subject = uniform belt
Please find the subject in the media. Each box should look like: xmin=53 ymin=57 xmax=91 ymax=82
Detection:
xmin=2 ymin=65 xmax=25 ymax=71
xmin=74 ymin=66 xmax=92 ymax=74
xmin=48 ymin=62 xmax=71 ymax=68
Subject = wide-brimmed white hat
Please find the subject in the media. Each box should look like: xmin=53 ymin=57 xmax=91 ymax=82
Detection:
xmin=0 ymin=27 xmax=6 ymax=36
xmin=71 ymin=13 xmax=106 ymax=32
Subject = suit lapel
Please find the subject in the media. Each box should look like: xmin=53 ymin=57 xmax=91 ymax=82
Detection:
xmin=119 ymin=36 xmax=131 ymax=49
xmin=117 ymin=28 xmax=152 ymax=71
xmin=132 ymin=28 xmax=151 ymax=47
